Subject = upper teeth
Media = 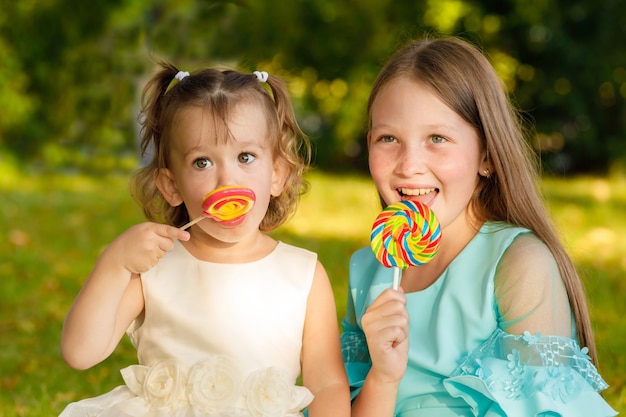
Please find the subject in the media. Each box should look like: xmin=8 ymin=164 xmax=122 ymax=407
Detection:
xmin=400 ymin=188 xmax=436 ymax=196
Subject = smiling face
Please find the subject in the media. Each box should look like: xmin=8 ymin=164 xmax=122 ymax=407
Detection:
xmin=156 ymin=101 xmax=286 ymax=244
xmin=368 ymin=77 xmax=487 ymax=232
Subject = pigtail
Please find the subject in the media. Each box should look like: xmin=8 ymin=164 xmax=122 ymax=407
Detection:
xmin=130 ymin=61 xmax=183 ymax=224
xmin=139 ymin=61 xmax=180 ymax=160
xmin=260 ymin=75 xmax=311 ymax=230
xmin=267 ymin=75 xmax=311 ymax=171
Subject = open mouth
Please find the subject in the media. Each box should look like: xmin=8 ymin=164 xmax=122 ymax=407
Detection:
xmin=398 ymin=187 xmax=438 ymax=205
xmin=398 ymin=187 xmax=438 ymax=197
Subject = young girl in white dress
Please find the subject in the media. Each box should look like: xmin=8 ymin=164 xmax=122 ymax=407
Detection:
xmin=59 ymin=63 xmax=350 ymax=417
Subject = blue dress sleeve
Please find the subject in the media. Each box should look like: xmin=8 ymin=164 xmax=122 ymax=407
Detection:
xmin=341 ymin=329 xmax=371 ymax=400
xmin=443 ymin=329 xmax=618 ymax=416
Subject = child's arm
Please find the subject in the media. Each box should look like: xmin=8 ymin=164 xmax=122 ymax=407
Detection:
xmin=61 ymin=222 xmax=189 ymax=370
xmin=351 ymin=288 xmax=409 ymax=417
xmin=301 ymin=261 xmax=351 ymax=417
xmin=494 ymin=233 xmax=572 ymax=336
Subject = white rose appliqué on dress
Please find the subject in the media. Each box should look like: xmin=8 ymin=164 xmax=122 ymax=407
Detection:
xmin=119 ymin=356 xmax=313 ymax=417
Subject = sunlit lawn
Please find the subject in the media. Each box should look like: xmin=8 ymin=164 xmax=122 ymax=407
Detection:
xmin=1 ymin=161 xmax=624 ymax=415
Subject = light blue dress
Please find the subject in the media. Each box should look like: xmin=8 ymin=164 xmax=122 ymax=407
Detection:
xmin=341 ymin=222 xmax=617 ymax=416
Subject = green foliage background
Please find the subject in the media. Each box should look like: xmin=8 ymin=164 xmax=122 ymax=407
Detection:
xmin=1 ymin=0 xmax=625 ymax=415
xmin=0 ymin=0 xmax=625 ymax=174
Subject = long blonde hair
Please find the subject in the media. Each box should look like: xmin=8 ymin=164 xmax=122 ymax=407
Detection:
xmin=130 ymin=61 xmax=311 ymax=231
xmin=368 ymin=36 xmax=597 ymax=364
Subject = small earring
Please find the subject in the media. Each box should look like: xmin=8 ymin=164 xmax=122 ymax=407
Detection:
xmin=482 ymin=168 xmax=490 ymax=178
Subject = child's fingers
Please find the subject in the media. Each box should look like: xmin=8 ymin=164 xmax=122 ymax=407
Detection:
xmin=362 ymin=295 xmax=409 ymax=350
xmin=366 ymin=317 xmax=409 ymax=345
xmin=365 ymin=289 xmax=408 ymax=321
xmin=155 ymin=223 xmax=190 ymax=242
xmin=372 ymin=288 xmax=407 ymax=307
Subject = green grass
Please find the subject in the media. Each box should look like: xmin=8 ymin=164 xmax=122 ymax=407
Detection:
xmin=1 ymin=162 xmax=624 ymax=415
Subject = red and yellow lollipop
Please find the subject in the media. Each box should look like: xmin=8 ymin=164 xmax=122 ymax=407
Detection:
xmin=370 ymin=200 xmax=441 ymax=288
xmin=180 ymin=186 xmax=256 ymax=229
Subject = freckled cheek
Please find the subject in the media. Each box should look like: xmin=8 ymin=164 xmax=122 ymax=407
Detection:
xmin=439 ymin=164 xmax=480 ymax=202
xmin=437 ymin=159 xmax=473 ymax=178
xmin=368 ymin=151 xmax=392 ymax=181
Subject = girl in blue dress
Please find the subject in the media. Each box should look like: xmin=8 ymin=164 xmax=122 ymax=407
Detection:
xmin=341 ymin=36 xmax=617 ymax=417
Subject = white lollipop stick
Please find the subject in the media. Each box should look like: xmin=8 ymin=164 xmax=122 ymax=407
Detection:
xmin=392 ymin=267 xmax=401 ymax=290
xmin=179 ymin=215 xmax=204 ymax=230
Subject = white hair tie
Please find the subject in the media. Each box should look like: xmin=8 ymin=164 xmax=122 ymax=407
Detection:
xmin=175 ymin=71 xmax=190 ymax=81
xmin=253 ymin=71 xmax=269 ymax=82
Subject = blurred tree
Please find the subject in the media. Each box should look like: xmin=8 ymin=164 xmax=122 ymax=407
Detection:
xmin=0 ymin=0 xmax=237 ymax=171
xmin=0 ymin=0 xmax=624 ymax=174
xmin=1 ymin=0 xmax=134 ymax=169
xmin=457 ymin=0 xmax=626 ymax=174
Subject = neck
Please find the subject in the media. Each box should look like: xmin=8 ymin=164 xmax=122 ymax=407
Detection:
xmin=181 ymin=230 xmax=278 ymax=263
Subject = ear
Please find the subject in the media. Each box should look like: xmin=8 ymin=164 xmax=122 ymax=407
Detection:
xmin=270 ymin=159 xmax=289 ymax=197
xmin=155 ymin=168 xmax=184 ymax=206
xmin=478 ymin=154 xmax=493 ymax=178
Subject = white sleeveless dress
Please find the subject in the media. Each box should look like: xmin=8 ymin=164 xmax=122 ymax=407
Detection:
xmin=59 ymin=240 xmax=316 ymax=417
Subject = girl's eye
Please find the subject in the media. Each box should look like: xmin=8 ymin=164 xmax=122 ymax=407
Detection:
xmin=431 ymin=135 xmax=447 ymax=144
xmin=379 ymin=135 xmax=397 ymax=143
xmin=238 ymin=152 xmax=256 ymax=164
xmin=193 ymin=158 xmax=213 ymax=169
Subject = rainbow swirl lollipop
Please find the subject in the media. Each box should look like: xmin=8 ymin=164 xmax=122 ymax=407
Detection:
xmin=179 ymin=186 xmax=256 ymax=230
xmin=370 ymin=200 xmax=441 ymax=274
xmin=202 ymin=186 xmax=256 ymax=222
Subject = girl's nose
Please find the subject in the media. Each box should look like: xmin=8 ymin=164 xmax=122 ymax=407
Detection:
xmin=214 ymin=164 xmax=237 ymax=187
xmin=395 ymin=145 xmax=427 ymax=176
